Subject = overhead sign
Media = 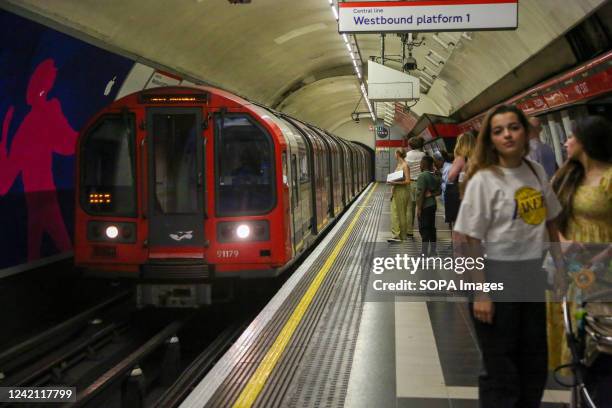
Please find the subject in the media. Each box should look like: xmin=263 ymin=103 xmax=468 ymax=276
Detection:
xmin=368 ymin=60 xmax=420 ymax=102
xmin=338 ymin=0 xmax=518 ymax=33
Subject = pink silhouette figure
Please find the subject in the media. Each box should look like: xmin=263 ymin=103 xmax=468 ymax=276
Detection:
xmin=0 ymin=59 xmax=78 ymax=261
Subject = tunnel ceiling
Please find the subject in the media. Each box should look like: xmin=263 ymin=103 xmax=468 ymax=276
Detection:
xmin=2 ymin=0 xmax=606 ymax=132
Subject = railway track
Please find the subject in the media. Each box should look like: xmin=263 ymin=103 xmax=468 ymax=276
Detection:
xmin=0 ymin=291 xmax=132 ymax=384
xmin=0 ymin=290 xmax=258 ymax=408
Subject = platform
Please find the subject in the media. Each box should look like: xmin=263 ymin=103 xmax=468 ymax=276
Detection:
xmin=180 ymin=183 xmax=571 ymax=408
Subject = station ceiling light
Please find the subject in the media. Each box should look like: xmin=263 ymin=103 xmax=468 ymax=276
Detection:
xmin=328 ymin=0 xmax=376 ymax=122
xmin=377 ymin=101 xmax=395 ymax=128
xmin=418 ymin=31 xmax=463 ymax=94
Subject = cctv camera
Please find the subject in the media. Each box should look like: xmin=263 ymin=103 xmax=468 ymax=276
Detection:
xmin=403 ymin=56 xmax=417 ymax=72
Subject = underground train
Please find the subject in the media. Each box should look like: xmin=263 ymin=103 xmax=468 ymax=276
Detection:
xmin=74 ymin=86 xmax=372 ymax=307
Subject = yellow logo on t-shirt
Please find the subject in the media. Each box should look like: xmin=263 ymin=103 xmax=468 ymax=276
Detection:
xmin=514 ymin=186 xmax=546 ymax=225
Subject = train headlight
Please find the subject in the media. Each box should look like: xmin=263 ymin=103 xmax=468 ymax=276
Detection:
xmin=88 ymin=221 xmax=136 ymax=243
xmin=236 ymin=224 xmax=250 ymax=239
xmin=105 ymin=225 xmax=119 ymax=239
xmin=217 ymin=220 xmax=269 ymax=243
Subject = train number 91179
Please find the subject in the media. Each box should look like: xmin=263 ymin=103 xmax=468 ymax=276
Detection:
xmin=217 ymin=249 xmax=240 ymax=258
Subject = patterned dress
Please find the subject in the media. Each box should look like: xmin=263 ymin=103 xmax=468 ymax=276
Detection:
xmin=547 ymin=166 xmax=612 ymax=371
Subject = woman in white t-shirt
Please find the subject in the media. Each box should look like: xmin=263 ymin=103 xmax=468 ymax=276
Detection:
xmin=453 ymin=105 xmax=566 ymax=408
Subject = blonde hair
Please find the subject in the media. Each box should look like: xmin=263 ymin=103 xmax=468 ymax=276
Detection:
xmin=453 ymin=131 xmax=477 ymax=159
xmin=396 ymin=148 xmax=407 ymax=159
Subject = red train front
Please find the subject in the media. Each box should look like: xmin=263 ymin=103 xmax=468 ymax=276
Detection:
xmin=74 ymin=86 xmax=371 ymax=307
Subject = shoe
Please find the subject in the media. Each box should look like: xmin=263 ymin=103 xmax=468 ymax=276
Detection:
xmin=387 ymin=238 xmax=402 ymax=243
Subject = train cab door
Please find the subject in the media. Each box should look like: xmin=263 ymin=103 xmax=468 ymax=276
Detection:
xmin=146 ymin=108 xmax=205 ymax=253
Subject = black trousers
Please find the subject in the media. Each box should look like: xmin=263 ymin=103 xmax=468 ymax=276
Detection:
xmin=470 ymin=301 xmax=548 ymax=408
xmin=585 ymin=354 xmax=612 ymax=408
xmin=418 ymin=204 xmax=436 ymax=256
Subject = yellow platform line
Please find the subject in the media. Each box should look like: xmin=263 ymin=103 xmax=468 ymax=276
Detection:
xmin=232 ymin=184 xmax=377 ymax=408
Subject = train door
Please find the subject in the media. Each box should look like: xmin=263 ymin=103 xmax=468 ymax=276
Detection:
xmin=146 ymin=108 xmax=205 ymax=250
xmin=280 ymin=123 xmax=308 ymax=253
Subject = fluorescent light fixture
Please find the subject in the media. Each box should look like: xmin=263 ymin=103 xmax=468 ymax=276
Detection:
xmin=420 ymin=71 xmax=434 ymax=82
xmin=428 ymin=49 xmax=445 ymax=62
xmin=439 ymin=32 xmax=459 ymax=43
xmin=426 ymin=55 xmax=442 ymax=67
xmin=329 ymin=1 xmax=375 ymax=121
xmin=432 ymin=34 xmax=450 ymax=49
xmin=422 ymin=65 xmax=436 ymax=75
xmin=420 ymin=75 xmax=433 ymax=87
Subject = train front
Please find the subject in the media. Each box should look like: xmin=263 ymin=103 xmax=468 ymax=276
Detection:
xmin=74 ymin=87 xmax=290 ymax=307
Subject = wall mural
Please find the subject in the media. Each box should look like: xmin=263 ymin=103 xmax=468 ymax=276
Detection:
xmin=0 ymin=11 xmax=134 ymax=269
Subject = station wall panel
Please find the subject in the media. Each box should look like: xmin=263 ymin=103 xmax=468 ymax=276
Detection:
xmin=0 ymin=10 xmax=135 ymax=270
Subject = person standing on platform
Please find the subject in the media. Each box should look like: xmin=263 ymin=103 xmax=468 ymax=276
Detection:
xmin=416 ymin=155 xmax=439 ymax=256
xmin=444 ymin=131 xmax=476 ymax=229
xmin=548 ymin=115 xmax=612 ymax=407
xmin=453 ymin=105 xmax=566 ymax=408
xmin=388 ymin=148 xmax=411 ymax=243
xmin=527 ymin=116 xmax=557 ymax=180
xmin=405 ymin=136 xmax=426 ymax=238
xmin=433 ymin=151 xmax=452 ymax=205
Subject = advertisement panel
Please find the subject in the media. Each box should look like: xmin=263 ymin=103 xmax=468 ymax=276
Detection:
xmin=339 ymin=0 xmax=518 ymax=33
xmin=0 ymin=10 xmax=134 ymax=271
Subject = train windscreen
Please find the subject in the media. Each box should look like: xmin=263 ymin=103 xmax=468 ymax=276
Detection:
xmin=215 ymin=114 xmax=275 ymax=216
xmin=80 ymin=114 xmax=136 ymax=216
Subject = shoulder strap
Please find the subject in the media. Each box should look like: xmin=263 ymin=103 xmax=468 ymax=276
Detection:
xmin=523 ymin=159 xmax=543 ymax=189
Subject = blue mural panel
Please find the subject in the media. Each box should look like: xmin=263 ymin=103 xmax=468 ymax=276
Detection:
xmin=0 ymin=11 xmax=135 ymax=269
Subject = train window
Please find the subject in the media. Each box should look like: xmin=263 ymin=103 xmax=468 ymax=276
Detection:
xmin=291 ymin=154 xmax=299 ymax=208
xmin=539 ymin=118 xmax=554 ymax=146
xmin=215 ymin=114 xmax=275 ymax=216
xmin=282 ymin=152 xmax=288 ymax=185
xmin=299 ymin=152 xmax=309 ymax=183
xmin=80 ymin=114 xmax=136 ymax=216
xmin=151 ymin=114 xmax=199 ymax=214
xmin=547 ymin=112 xmax=569 ymax=162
